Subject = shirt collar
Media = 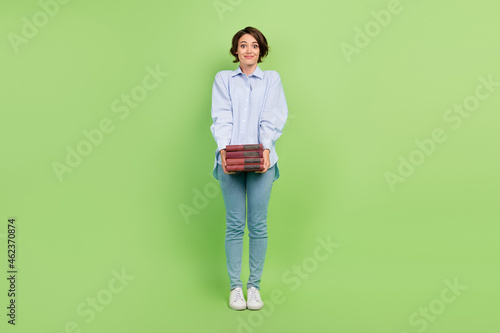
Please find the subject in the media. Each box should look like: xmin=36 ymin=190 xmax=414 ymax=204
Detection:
xmin=232 ymin=65 xmax=263 ymax=79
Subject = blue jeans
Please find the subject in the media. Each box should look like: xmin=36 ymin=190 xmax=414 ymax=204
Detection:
xmin=217 ymin=163 xmax=275 ymax=290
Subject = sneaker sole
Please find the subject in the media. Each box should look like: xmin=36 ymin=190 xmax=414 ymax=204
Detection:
xmin=229 ymin=304 xmax=246 ymax=311
xmin=246 ymin=303 xmax=264 ymax=310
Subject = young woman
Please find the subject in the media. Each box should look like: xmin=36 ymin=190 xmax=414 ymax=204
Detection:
xmin=210 ymin=26 xmax=288 ymax=311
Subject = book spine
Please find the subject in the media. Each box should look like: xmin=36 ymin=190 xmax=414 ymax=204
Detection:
xmin=226 ymin=150 xmax=263 ymax=158
xmin=226 ymin=158 xmax=263 ymax=165
xmin=226 ymin=164 xmax=264 ymax=172
xmin=226 ymin=144 xmax=263 ymax=152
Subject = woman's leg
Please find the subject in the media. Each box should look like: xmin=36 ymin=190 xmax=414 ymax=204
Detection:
xmin=246 ymin=165 xmax=275 ymax=290
xmin=217 ymin=165 xmax=247 ymax=290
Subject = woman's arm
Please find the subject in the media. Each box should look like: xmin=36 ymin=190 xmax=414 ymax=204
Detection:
xmin=259 ymin=72 xmax=288 ymax=149
xmin=258 ymin=71 xmax=288 ymax=173
xmin=210 ymin=72 xmax=233 ymax=151
xmin=219 ymin=149 xmax=235 ymax=175
xmin=210 ymin=72 xmax=235 ymax=174
xmin=255 ymin=149 xmax=270 ymax=173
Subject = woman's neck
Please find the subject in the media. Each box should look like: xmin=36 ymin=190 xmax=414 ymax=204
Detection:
xmin=240 ymin=63 xmax=257 ymax=76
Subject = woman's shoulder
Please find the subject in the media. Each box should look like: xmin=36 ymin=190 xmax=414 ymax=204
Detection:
xmin=262 ymin=69 xmax=282 ymax=82
xmin=213 ymin=68 xmax=281 ymax=81
xmin=212 ymin=70 xmax=234 ymax=86
xmin=214 ymin=70 xmax=234 ymax=78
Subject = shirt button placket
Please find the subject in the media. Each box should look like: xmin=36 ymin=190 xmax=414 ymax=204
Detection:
xmin=241 ymin=79 xmax=249 ymax=136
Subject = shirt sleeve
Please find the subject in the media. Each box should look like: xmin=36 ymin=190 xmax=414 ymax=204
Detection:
xmin=210 ymin=72 xmax=233 ymax=152
xmin=259 ymin=71 xmax=288 ymax=150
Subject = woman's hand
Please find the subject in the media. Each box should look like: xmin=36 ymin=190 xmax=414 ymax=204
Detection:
xmin=220 ymin=149 xmax=236 ymax=175
xmin=255 ymin=149 xmax=270 ymax=173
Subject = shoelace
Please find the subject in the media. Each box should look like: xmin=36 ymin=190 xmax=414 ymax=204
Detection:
xmin=247 ymin=288 xmax=259 ymax=302
xmin=232 ymin=289 xmax=245 ymax=302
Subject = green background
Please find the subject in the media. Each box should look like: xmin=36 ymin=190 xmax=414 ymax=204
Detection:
xmin=1 ymin=0 xmax=499 ymax=332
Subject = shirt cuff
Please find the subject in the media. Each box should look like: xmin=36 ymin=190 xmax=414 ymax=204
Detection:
xmin=217 ymin=140 xmax=231 ymax=153
xmin=261 ymin=140 xmax=272 ymax=151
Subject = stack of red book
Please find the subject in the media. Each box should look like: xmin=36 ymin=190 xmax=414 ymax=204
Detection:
xmin=225 ymin=144 xmax=264 ymax=172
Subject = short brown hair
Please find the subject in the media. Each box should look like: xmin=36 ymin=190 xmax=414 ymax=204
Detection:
xmin=230 ymin=26 xmax=270 ymax=63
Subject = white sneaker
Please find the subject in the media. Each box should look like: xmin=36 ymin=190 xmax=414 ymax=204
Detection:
xmin=246 ymin=287 xmax=264 ymax=310
xmin=229 ymin=288 xmax=246 ymax=310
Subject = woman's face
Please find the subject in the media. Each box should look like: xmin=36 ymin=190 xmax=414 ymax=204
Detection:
xmin=236 ymin=33 xmax=260 ymax=66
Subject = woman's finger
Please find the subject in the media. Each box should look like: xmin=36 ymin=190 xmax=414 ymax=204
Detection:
xmin=222 ymin=162 xmax=235 ymax=175
xmin=256 ymin=161 xmax=270 ymax=173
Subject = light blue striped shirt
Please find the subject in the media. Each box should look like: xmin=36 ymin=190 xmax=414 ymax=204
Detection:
xmin=210 ymin=65 xmax=288 ymax=181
